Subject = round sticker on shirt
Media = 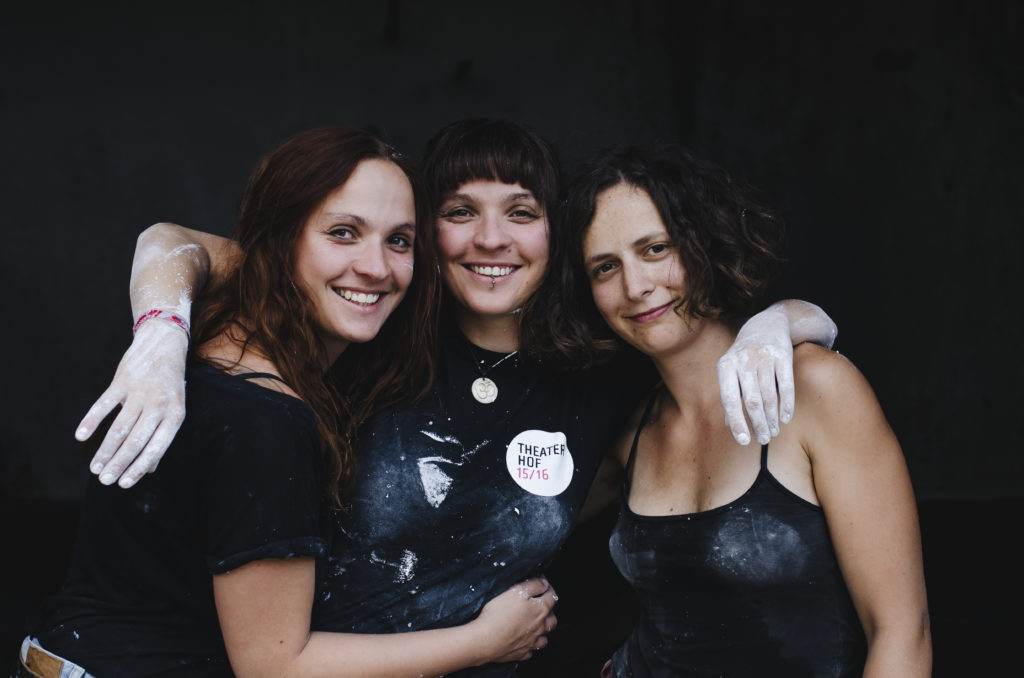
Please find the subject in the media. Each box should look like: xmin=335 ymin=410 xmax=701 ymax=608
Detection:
xmin=505 ymin=430 xmax=574 ymax=496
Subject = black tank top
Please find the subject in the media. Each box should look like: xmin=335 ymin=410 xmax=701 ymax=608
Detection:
xmin=607 ymin=396 xmax=867 ymax=677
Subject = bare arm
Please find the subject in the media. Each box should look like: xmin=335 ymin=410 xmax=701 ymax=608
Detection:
xmin=797 ymin=346 xmax=931 ymax=677
xmin=717 ymin=299 xmax=837 ymax=446
xmin=214 ymin=558 xmax=557 ymax=678
xmin=79 ymin=223 xmax=240 ymax=487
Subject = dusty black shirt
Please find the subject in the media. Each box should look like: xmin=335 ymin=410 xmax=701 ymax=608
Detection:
xmin=608 ymin=437 xmax=867 ymax=678
xmin=314 ymin=333 xmax=641 ymax=677
xmin=31 ymin=364 xmax=327 ymax=677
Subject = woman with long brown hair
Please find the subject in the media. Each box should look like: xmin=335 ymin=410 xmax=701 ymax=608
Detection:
xmin=16 ymin=126 xmax=556 ymax=678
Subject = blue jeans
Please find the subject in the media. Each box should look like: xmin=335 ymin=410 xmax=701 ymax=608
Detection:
xmin=12 ymin=637 xmax=95 ymax=678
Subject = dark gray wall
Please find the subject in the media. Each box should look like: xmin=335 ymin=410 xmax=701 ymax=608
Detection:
xmin=3 ymin=0 xmax=1022 ymax=502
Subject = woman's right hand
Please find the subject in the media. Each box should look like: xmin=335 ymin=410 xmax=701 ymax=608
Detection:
xmin=76 ymin=319 xmax=188 ymax=487
xmin=473 ymin=577 xmax=559 ymax=664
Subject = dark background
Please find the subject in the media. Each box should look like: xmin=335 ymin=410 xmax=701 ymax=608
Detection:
xmin=2 ymin=0 xmax=1021 ymax=674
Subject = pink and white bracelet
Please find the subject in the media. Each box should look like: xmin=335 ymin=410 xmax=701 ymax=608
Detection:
xmin=133 ymin=309 xmax=190 ymax=340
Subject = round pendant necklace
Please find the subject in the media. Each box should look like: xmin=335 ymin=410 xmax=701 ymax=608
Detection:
xmin=468 ymin=347 xmax=518 ymax=404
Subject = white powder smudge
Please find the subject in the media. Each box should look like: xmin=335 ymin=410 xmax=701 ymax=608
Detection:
xmin=367 ymin=549 xmax=419 ymax=583
xmin=419 ymin=430 xmax=462 ymax=445
xmin=417 ymin=457 xmax=454 ymax=507
xmin=707 ymin=513 xmax=808 ymax=583
xmin=415 ymin=431 xmax=491 ymax=507
xmin=418 ymin=430 xmax=490 ymax=456
xmin=396 ymin=549 xmax=417 ymax=582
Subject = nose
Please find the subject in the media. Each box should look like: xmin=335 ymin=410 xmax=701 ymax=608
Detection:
xmin=622 ymin=261 xmax=653 ymax=302
xmin=472 ymin=211 xmax=513 ymax=250
xmin=351 ymin=241 xmax=390 ymax=281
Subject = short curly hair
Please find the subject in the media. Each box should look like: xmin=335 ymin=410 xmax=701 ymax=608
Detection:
xmin=549 ymin=145 xmax=785 ymax=367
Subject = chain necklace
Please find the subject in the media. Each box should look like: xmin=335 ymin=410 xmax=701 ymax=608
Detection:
xmin=468 ymin=346 xmax=519 ymax=404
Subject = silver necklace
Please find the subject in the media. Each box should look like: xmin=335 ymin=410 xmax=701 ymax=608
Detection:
xmin=469 ymin=348 xmax=518 ymax=404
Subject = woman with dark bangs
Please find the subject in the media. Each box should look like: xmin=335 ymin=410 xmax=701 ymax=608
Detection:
xmin=562 ymin=145 xmax=930 ymax=677
xmin=70 ymin=119 xmax=836 ymax=677
xmin=16 ymin=127 xmax=557 ymax=678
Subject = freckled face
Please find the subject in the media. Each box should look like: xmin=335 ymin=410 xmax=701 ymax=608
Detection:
xmin=293 ymin=159 xmax=417 ymax=362
xmin=436 ymin=180 xmax=549 ymax=324
xmin=582 ymin=183 xmax=688 ymax=358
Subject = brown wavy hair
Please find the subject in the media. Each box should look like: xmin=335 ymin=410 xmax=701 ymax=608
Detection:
xmin=191 ymin=126 xmax=440 ymax=507
xmin=549 ymin=144 xmax=785 ymax=369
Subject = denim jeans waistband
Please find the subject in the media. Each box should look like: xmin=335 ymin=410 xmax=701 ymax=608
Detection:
xmin=15 ymin=637 xmax=93 ymax=678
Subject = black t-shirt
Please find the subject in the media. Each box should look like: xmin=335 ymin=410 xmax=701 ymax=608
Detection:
xmin=313 ymin=332 xmax=644 ymax=677
xmin=30 ymin=364 xmax=327 ymax=678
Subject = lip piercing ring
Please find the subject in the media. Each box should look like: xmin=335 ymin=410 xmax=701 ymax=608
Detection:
xmin=491 ymin=277 xmax=496 ymax=289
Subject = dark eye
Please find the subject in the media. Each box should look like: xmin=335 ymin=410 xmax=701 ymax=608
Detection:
xmin=592 ymin=261 xmax=617 ymax=278
xmin=441 ymin=206 xmax=474 ymax=220
xmin=388 ymin=233 xmax=413 ymax=250
xmin=329 ymin=226 xmax=356 ymax=240
xmin=509 ymin=207 xmax=540 ymax=221
xmin=647 ymin=242 xmax=671 ymax=256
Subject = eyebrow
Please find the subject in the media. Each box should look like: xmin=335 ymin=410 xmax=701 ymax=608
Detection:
xmin=583 ymin=231 xmax=665 ymax=266
xmin=444 ymin=191 xmax=537 ymax=204
xmin=321 ymin=212 xmax=366 ymax=226
xmin=322 ymin=213 xmax=416 ymax=233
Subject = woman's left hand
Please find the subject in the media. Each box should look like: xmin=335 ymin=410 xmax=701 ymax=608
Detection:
xmin=717 ymin=306 xmax=794 ymax=446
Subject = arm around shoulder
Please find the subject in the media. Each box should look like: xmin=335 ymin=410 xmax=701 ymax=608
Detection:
xmin=130 ymin=222 xmax=241 ymax=320
xmin=769 ymin=299 xmax=837 ymax=349
xmin=79 ymin=223 xmax=241 ymax=488
xmin=794 ymin=345 xmax=931 ymax=677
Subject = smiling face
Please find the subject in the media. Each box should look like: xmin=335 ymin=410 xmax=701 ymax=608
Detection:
xmin=582 ymin=183 xmax=691 ymax=358
xmin=436 ymin=180 xmax=550 ymax=335
xmin=293 ymin=159 xmax=417 ymax=362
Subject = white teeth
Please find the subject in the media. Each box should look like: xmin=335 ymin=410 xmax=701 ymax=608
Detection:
xmin=470 ymin=265 xmax=513 ymax=277
xmin=338 ymin=289 xmax=380 ymax=305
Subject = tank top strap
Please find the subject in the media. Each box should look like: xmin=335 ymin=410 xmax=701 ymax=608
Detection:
xmin=623 ymin=389 xmax=660 ymax=501
xmin=236 ymin=371 xmax=286 ymax=384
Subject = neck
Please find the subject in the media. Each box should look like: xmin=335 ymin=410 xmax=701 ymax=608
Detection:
xmin=650 ymin=318 xmax=737 ymax=417
xmin=199 ymin=322 xmax=341 ymax=377
xmin=322 ymin=340 xmax=347 ymax=370
xmin=456 ymin=309 xmax=521 ymax=353
xmin=198 ymin=329 xmax=277 ymax=374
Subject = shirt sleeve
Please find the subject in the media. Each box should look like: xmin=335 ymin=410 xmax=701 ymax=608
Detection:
xmin=202 ymin=397 xmax=328 ymax=574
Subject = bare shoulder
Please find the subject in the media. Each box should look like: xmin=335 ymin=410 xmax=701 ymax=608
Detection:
xmin=791 ymin=344 xmax=893 ymax=453
xmin=792 ymin=343 xmax=874 ymax=404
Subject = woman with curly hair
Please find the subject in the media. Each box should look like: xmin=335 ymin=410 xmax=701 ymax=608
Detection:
xmin=562 ymin=145 xmax=931 ymax=677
